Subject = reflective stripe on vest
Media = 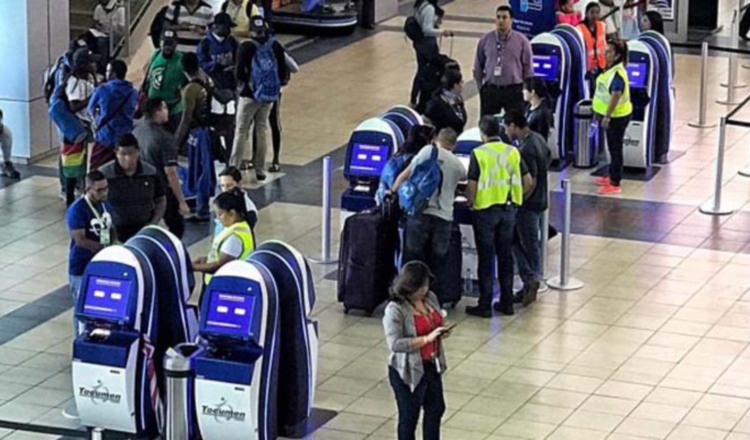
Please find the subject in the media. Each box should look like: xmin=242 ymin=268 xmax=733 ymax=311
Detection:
xmin=578 ymin=22 xmax=606 ymax=71
xmin=473 ymin=142 xmax=523 ymax=210
xmin=204 ymin=221 xmax=255 ymax=284
xmin=592 ymin=63 xmax=633 ymax=118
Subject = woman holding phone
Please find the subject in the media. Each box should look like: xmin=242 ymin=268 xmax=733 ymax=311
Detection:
xmin=383 ymin=261 xmax=453 ymax=440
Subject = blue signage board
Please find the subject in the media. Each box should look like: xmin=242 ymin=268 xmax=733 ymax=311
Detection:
xmin=510 ymin=0 xmax=557 ymax=38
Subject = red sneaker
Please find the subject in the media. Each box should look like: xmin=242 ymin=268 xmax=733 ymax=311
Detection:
xmin=597 ymin=184 xmax=622 ymax=195
xmin=595 ymin=176 xmax=611 ymax=186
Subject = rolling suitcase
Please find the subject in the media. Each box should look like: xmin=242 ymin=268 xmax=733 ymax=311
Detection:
xmin=337 ymin=201 xmax=399 ymax=315
xmin=434 ymin=224 xmax=462 ymax=308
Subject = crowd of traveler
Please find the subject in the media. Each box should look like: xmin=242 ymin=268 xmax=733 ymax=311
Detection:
xmin=0 ymin=0 xmax=655 ymax=434
xmin=60 ymin=0 xmax=297 ymax=352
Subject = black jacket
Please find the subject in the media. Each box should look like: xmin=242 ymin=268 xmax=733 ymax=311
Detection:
xmin=235 ymin=36 xmax=289 ymax=99
xmin=424 ymin=91 xmax=467 ymax=134
xmin=526 ymin=102 xmax=553 ymax=141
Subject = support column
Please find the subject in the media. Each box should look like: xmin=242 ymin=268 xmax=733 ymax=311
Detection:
xmin=0 ymin=0 xmax=69 ymax=163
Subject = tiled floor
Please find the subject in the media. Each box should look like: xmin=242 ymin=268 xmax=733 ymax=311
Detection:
xmin=4 ymin=0 xmax=750 ymax=439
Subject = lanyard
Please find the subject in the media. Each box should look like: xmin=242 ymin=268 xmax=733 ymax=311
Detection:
xmin=85 ymin=196 xmax=112 ymax=246
xmin=495 ymin=32 xmax=509 ymax=67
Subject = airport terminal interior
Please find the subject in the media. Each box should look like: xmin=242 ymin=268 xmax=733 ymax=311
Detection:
xmin=6 ymin=0 xmax=750 ymax=438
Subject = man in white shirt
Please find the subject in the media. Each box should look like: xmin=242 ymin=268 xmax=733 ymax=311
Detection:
xmin=66 ymin=49 xmax=98 ymax=123
xmin=165 ymin=0 xmax=214 ymax=53
xmin=93 ymin=0 xmax=126 ymax=37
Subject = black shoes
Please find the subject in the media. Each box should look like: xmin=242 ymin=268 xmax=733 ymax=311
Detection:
xmin=256 ymin=171 xmax=267 ymax=181
xmin=268 ymin=163 xmax=281 ymax=173
xmin=465 ymin=305 xmax=492 ymax=318
xmin=492 ymin=302 xmax=515 ymax=316
xmin=523 ymin=281 xmax=540 ymax=307
xmin=2 ymin=162 xmax=19 ymax=179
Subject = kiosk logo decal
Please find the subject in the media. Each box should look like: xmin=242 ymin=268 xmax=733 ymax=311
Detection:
xmin=79 ymin=381 xmax=122 ymax=405
xmin=202 ymin=398 xmax=246 ymax=423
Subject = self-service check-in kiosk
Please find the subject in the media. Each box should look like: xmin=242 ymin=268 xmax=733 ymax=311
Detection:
xmin=532 ymin=25 xmax=589 ymax=166
xmin=194 ymin=260 xmax=280 ymax=440
xmin=623 ymin=40 xmax=658 ymax=171
xmin=531 ymin=33 xmax=567 ymax=162
xmin=340 ymin=118 xmax=401 ymax=225
xmin=127 ymin=226 xmax=200 ymax=385
xmin=72 ymin=246 xmax=160 ymax=437
xmin=639 ymin=31 xmax=674 ymax=164
xmin=249 ymin=241 xmax=319 ymax=438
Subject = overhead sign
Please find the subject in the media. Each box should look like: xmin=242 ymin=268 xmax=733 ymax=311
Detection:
xmin=510 ymin=0 xmax=557 ymax=37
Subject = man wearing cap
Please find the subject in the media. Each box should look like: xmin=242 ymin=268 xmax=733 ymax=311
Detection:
xmin=198 ymin=12 xmax=238 ymax=93
xmin=232 ymin=15 xmax=288 ymax=181
xmin=145 ymin=30 xmax=186 ymax=131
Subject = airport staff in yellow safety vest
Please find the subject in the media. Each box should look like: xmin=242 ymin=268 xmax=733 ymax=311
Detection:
xmin=464 ymin=115 xmax=533 ymax=319
xmin=193 ymin=188 xmax=255 ymax=284
xmin=592 ymin=40 xmax=632 ymax=196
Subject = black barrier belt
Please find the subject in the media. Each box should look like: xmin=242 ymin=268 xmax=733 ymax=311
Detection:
xmin=727 ymin=93 xmax=750 ymax=120
xmin=670 ymin=41 xmax=750 ymax=56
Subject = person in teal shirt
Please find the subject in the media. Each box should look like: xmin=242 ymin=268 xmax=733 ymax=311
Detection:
xmin=145 ymin=30 xmax=186 ymax=131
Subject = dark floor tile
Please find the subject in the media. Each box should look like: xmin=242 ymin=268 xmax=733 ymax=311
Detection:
xmin=669 ymin=224 xmax=721 ymax=237
xmin=721 ymin=213 xmax=750 ymax=232
xmin=702 ymin=238 xmax=749 ymax=253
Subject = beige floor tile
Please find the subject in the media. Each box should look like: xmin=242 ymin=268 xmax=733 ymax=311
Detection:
xmin=493 ymin=418 xmax=557 ymax=440
xmin=564 ymin=409 xmax=624 ymax=433
xmin=666 ymin=425 xmax=728 ymax=440
xmin=528 ymin=388 xmax=589 ymax=409
xmin=548 ymin=426 xmax=608 ymax=439
xmin=615 ymin=417 xmax=677 ymax=439
xmin=444 ymin=410 xmax=505 ymax=433
xmin=512 ymin=403 xmax=574 ymax=425
xmin=580 ymin=395 xmax=640 ymax=417
xmin=321 ymin=412 xmax=387 ymax=435
xmin=682 ymin=408 xmax=744 ymax=431
xmin=547 ymin=374 xmax=605 ymax=394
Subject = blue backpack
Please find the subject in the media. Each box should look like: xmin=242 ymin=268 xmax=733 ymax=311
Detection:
xmin=250 ymin=38 xmax=281 ymax=103
xmin=398 ymin=146 xmax=442 ymax=217
xmin=375 ymin=153 xmax=414 ymax=205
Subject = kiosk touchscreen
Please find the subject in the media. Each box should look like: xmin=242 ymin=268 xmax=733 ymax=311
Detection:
xmin=250 ymin=241 xmax=319 ymax=438
xmin=72 ymin=247 xmax=160 ymax=436
xmin=194 ymin=261 xmax=280 ymax=440
xmin=340 ymin=118 xmax=400 ymax=227
xmin=623 ymin=40 xmax=658 ymax=171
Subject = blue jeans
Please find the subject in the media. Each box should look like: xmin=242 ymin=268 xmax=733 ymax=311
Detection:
xmin=69 ymin=275 xmax=83 ymax=337
xmin=513 ymin=208 xmax=543 ymax=284
xmin=389 ymin=363 xmax=445 ymax=440
xmin=403 ymin=213 xmax=452 ymax=276
xmin=472 ymin=205 xmax=516 ymax=310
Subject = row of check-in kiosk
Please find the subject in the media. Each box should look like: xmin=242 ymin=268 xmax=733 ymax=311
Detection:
xmin=72 ymin=226 xmax=318 ymax=439
xmin=341 ymin=27 xmax=676 ymax=218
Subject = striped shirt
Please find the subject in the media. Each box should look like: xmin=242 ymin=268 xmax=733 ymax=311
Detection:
xmin=165 ymin=1 xmax=214 ymax=53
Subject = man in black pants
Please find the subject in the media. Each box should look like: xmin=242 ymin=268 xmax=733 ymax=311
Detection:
xmin=134 ymin=98 xmax=190 ymax=237
xmin=472 ymin=5 xmax=533 ymax=117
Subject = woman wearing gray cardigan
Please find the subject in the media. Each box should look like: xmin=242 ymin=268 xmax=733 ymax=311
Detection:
xmin=383 ymin=261 xmax=451 ymax=440
xmin=410 ymin=0 xmax=451 ymax=111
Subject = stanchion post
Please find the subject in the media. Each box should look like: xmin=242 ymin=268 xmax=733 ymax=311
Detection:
xmin=718 ymin=11 xmax=742 ymax=104
xmin=91 ymin=428 xmax=104 ymax=440
xmin=700 ymin=117 xmax=737 ymax=216
xmin=689 ymin=42 xmax=717 ymax=128
xmin=547 ymin=180 xmax=584 ymax=291
xmin=539 ymin=207 xmax=550 ymax=294
xmin=310 ymin=156 xmax=338 ymax=264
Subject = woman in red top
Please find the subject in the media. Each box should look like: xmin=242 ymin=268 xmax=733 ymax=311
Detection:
xmin=383 ymin=261 xmax=452 ymax=440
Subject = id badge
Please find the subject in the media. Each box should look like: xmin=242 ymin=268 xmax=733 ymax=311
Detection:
xmin=493 ymin=65 xmax=503 ymax=78
xmin=100 ymin=227 xmax=111 ymax=247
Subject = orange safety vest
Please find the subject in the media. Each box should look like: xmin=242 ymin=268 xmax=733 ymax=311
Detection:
xmin=578 ymin=21 xmax=606 ymax=72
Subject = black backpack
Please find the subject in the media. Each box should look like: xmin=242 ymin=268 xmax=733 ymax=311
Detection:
xmin=404 ymin=16 xmax=424 ymax=42
xmin=149 ymin=2 xmax=181 ymax=48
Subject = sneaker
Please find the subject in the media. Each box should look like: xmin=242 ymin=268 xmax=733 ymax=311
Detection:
xmin=492 ymin=302 xmax=515 ymax=316
xmin=268 ymin=163 xmax=281 ymax=173
xmin=256 ymin=171 xmax=267 ymax=182
xmin=513 ymin=286 xmax=527 ymax=304
xmin=465 ymin=305 xmax=491 ymax=318
xmin=597 ymin=184 xmax=622 ymax=195
xmin=1 ymin=162 xmax=20 ymax=179
xmin=523 ymin=280 xmax=540 ymax=307
xmin=594 ymin=176 xmax=611 ymax=186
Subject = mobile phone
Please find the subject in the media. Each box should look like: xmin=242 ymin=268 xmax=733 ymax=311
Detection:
xmin=442 ymin=322 xmax=458 ymax=333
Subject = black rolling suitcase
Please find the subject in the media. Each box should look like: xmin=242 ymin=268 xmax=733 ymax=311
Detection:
xmin=337 ymin=202 xmax=399 ymax=315
xmin=434 ymin=224 xmax=462 ymax=308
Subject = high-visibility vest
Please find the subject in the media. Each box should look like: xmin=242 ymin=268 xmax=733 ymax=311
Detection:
xmin=472 ymin=141 xmax=524 ymax=210
xmin=578 ymin=21 xmax=607 ymax=72
xmin=592 ymin=62 xmax=633 ymax=118
xmin=204 ymin=221 xmax=255 ymax=284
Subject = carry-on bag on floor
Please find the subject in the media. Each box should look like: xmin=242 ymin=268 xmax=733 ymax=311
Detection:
xmin=337 ymin=200 xmax=399 ymax=315
xmin=434 ymin=224 xmax=462 ymax=308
